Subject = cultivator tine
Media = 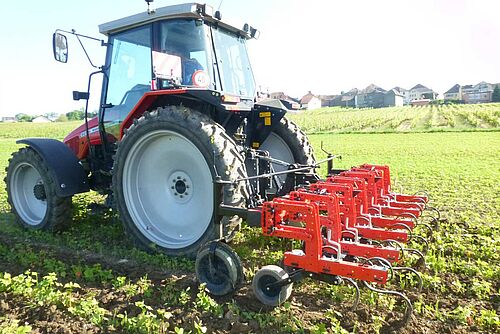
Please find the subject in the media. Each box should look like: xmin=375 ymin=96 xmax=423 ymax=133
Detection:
xmin=424 ymin=205 xmax=441 ymax=221
xmin=361 ymin=281 xmax=413 ymax=327
xmin=404 ymin=248 xmax=426 ymax=269
xmin=415 ymin=221 xmax=434 ymax=237
xmin=393 ymin=266 xmax=423 ymax=291
xmin=389 ymin=222 xmax=413 ymax=240
xmin=341 ymin=277 xmax=360 ymax=311
xmin=410 ymin=235 xmax=429 ymax=255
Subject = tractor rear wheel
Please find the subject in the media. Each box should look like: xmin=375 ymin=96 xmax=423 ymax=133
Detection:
xmin=112 ymin=106 xmax=248 ymax=257
xmin=260 ymin=117 xmax=317 ymax=191
xmin=5 ymin=147 xmax=72 ymax=230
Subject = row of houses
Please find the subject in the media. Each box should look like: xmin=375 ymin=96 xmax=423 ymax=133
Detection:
xmin=270 ymin=81 xmax=499 ymax=110
xmin=443 ymin=81 xmax=499 ymax=104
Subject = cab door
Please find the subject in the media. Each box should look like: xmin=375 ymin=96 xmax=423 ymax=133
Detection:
xmin=102 ymin=25 xmax=152 ymax=140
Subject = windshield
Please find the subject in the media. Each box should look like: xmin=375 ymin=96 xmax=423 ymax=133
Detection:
xmin=155 ymin=19 xmax=214 ymax=89
xmin=212 ymin=27 xmax=255 ymax=98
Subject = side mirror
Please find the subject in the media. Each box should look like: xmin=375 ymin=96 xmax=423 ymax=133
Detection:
xmin=52 ymin=32 xmax=68 ymax=63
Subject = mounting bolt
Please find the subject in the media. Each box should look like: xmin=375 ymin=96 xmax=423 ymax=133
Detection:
xmin=60 ymin=184 xmax=66 ymax=189
xmin=171 ymin=186 xmax=175 ymax=189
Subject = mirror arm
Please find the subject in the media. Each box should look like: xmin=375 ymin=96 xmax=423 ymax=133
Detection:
xmin=55 ymin=29 xmax=106 ymax=69
xmin=75 ymin=33 xmax=100 ymax=69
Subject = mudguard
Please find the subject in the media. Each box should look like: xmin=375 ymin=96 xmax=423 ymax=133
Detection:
xmin=17 ymin=138 xmax=90 ymax=197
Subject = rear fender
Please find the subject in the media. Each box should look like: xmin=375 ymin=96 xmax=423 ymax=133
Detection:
xmin=17 ymin=138 xmax=90 ymax=197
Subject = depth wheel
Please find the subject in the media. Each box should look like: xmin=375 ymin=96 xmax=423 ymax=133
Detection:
xmin=5 ymin=147 xmax=72 ymax=230
xmin=113 ymin=106 xmax=248 ymax=257
xmin=260 ymin=117 xmax=317 ymax=192
xmin=252 ymin=265 xmax=293 ymax=306
xmin=195 ymin=241 xmax=244 ymax=296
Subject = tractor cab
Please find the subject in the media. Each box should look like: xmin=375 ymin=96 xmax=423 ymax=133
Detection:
xmin=98 ymin=3 xmax=257 ymax=139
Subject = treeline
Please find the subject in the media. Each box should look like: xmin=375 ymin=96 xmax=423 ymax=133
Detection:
xmin=15 ymin=108 xmax=97 ymax=122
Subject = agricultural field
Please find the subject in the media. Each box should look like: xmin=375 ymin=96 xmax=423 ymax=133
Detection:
xmin=0 ymin=110 xmax=499 ymax=334
xmin=288 ymin=103 xmax=500 ymax=134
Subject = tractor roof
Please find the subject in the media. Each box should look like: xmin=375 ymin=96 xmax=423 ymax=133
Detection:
xmin=99 ymin=2 xmax=251 ymax=38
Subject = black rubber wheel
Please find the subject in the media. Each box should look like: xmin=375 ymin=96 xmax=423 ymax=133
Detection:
xmin=112 ymin=105 xmax=249 ymax=258
xmin=5 ymin=147 xmax=72 ymax=231
xmin=195 ymin=241 xmax=244 ymax=296
xmin=252 ymin=265 xmax=293 ymax=306
xmin=260 ymin=117 xmax=317 ymax=192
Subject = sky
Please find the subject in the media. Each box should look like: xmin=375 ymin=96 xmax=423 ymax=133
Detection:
xmin=0 ymin=0 xmax=499 ymax=117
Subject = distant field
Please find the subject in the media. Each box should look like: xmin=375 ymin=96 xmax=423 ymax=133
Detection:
xmin=0 ymin=121 xmax=82 ymax=139
xmin=288 ymin=103 xmax=500 ymax=134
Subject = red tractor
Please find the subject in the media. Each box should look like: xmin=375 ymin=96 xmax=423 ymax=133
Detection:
xmin=5 ymin=2 xmax=438 ymax=321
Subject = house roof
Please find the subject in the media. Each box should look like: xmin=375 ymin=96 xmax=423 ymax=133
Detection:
xmin=392 ymin=86 xmax=408 ymax=93
xmin=270 ymin=92 xmax=299 ymax=103
xmin=410 ymin=84 xmax=430 ymax=91
xmin=300 ymin=92 xmax=317 ymax=104
xmin=445 ymin=84 xmax=461 ymax=94
xmin=386 ymin=89 xmax=404 ymax=97
xmin=360 ymin=84 xmax=386 ymax=94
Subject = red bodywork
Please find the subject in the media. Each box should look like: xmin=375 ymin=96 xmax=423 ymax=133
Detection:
xmin=63 ymin=89 xmax=187 ymax=160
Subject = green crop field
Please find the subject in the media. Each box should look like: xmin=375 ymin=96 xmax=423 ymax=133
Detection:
xmin=288 ymin=103 xmax=500 ymax=134
xmin=0 ymin=110 xmax=499 ymax=333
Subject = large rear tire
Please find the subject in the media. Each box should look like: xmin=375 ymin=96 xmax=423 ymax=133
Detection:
xmin=112 ymin=106 xmax=248 ymax=257
xmin=260 ymin=117 xmax=317 ymax=191
xmin=5 ymin=147 xmax=72 ymax=230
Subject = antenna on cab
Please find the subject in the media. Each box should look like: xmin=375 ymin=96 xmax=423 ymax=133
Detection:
xmin=145 ymin=0 xmax=155 ymax=15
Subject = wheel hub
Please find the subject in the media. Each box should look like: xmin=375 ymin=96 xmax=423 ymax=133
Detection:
xmin=33 ymin=182 xmax=46 ymax=201
xmin=168 ymin=171 xmax=192 ymax=202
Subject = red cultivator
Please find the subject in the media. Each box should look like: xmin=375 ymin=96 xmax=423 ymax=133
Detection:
xmin=250 ymin=164 xmax=440 ymax=326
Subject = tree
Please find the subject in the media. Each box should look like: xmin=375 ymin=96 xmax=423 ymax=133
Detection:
xmin=66 ymin=108 xmax=85 ymax=121
xmin=56 ymin=114 xmax=68 ymax=122
xmin=15 ymin=113 xmax=33 ymax=122
xmin=492 ymin=85 xmax=500 ymax=102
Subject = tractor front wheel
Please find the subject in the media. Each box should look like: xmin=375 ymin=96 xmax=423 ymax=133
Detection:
xmin=260 ymin=117 xmax=317 ymax=192
xmin=113 ymin=106 xmax=248 ymax=257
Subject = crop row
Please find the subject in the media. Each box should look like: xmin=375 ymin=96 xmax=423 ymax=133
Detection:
xmin=288 ymin=103 xmax=500 ymax=133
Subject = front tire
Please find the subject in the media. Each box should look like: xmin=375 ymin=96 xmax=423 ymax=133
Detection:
xmin=113 ymin=106 xmax=248 ymax=257
xmin=260 ymin=117 xmax=317 ymax=191
xmin=5 ymin=147 xmax=72 ymax=230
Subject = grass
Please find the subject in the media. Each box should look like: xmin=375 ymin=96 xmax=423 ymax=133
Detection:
xmin=0 ymin=112 xmax=499 ymax=333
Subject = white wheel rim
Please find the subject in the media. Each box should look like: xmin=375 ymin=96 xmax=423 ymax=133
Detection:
xmin=10 ymin=162 xmax=47 ymax=225
xmin=122 ymin=129 xmax=213 ymax=249
xmin=260 ymin=132 xmax=295 ymax=184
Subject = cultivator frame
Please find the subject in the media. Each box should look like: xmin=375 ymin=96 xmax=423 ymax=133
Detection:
xmin=200 ymin=156 xmax=441 ymax=327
